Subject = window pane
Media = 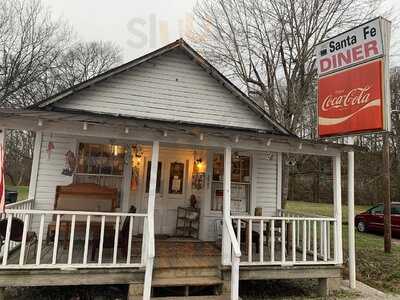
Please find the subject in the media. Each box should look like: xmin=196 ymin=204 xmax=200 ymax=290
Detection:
xmin=391 ymin=205 xmax=400 ymax=214
xmin=211 ymin=153 xmax=251 ymax=213
xmin=370 ymin=205 xmax=383 ymax=214
xmin=212 ymin=154 xmax=224 ymax=181
xmin=77 ymin=143 xmax=125 ymax=175
xmin=146 ymin=161 xmax=162 ymax=193
xmin=169 ymin=162 xmax=184 ymax=194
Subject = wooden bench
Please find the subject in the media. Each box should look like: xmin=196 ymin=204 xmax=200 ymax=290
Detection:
xmin=46 ymin=183 xmax=118 ymax=248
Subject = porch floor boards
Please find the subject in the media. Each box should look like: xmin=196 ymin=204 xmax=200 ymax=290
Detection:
xmin=6 ymin=239 xmax=220 ymax=268
xmin=7 ymin=239 xmax=143 ymax=266
xmin=154 ymin=240 xmax=220 ymax=269
xmin=6 ymin=239 xmax=329 ymax=269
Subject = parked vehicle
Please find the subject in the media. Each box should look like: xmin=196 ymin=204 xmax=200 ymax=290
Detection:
xmin=5 ymin=189 xmax=18 ymax=204
xmin=355 ymin=202 xmax=400 ymax=235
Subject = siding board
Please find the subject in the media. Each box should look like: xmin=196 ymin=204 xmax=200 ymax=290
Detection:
xmin=54 ymin=48 xmax=272 ymax=131
xmin=32 ymin=133 xmax=75 ymax=232
xmin=253 ymin=152 xmax=278 ymax=216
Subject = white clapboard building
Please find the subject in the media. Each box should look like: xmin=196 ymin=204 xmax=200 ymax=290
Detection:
xmin=0 ymin=39 xmax=355 ymax=300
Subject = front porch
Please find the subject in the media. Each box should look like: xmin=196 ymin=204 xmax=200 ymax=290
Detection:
xmin=0 ymin=110 xmax=354 ymax=299
xmin=2 ymin=212 xmax=338 ymax=269
xmin=0 ymin=210 xmax=341 ymax=297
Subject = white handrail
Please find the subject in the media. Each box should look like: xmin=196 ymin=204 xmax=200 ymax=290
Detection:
xmin=232 ymin=215 xmax=336 ymax=221
xmin=5 ymin=209 xmax=147 ymax=218
xmin=225 ymin=216 xmax=241 ymax=300
xmin=0 ymin=208 xmax=147 ymax=270
xmin=5 ymin=198 xmax=34 ymax=209
xmin=231 ymin=215 xmax=337 ymax=267
xmin=2 ymin=198 xmax=35 ymax=254
xmin=225 ymin=218 xmax=241 ymax=257
xmin=278 ymin=209 xmax=331 ymax=219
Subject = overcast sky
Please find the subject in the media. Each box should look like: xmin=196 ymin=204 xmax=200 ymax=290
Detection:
xmin=43 ymin=0 xmax=400 ymax=63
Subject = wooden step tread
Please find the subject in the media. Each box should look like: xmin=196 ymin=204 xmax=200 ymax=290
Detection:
xmin=151 ymin=296 xmax=230 ymax=300
xmin=152 ymin=276 xmax=223 ymax=287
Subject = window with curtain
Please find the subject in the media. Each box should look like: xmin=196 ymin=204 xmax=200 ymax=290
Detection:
xmin=77 ymin=143 xmax=125 ymax=176
xmin=211 ymin=153 xmax=251 ymax=213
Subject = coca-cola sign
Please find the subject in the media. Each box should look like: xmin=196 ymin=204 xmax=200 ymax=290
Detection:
xmin=318 ymin=60 xmax=383 ymax=137
xmin=321 ymin=86 xmax=372 ymax=112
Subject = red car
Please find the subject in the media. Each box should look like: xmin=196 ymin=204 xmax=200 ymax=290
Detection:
xmin=355 ymin=202 xmax=400 ymax=235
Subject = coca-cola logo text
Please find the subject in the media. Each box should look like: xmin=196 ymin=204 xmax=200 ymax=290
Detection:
xmin=321 ymin=86 xmax=371 ymax=112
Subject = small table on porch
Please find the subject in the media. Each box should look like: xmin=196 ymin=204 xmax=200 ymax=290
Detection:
xmin=238 ymin=219 xmax=293 ymax=256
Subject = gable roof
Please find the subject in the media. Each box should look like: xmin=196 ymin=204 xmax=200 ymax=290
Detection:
xmin=31 ymin=39 xmax=293 ymax=136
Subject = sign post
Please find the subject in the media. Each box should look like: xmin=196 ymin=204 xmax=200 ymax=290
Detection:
xmin=383 ymin=132 xmax=391 ymax=253
xmin=316 ymin=17 xmax=392 ymax=288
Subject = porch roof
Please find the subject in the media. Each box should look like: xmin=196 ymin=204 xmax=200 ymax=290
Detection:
xmin=0 ymin=108 xmax=353 ymax=156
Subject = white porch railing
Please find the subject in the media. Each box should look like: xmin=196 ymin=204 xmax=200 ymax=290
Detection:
xmin=231 ymin=213 xmax=338 ymax=266
xmin=0 ymin=208 xmax=147 ymax=269
xmin=4 ymin=198 xmax=35 ymax=217
xmin=1 ymin=199 xmax=35 ymax=254
xmin=224 ymin=217 xmax=241 ymax=300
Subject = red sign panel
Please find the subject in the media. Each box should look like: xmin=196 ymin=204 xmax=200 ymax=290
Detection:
xmin=318 ymin=60 xmax=383 ymax=137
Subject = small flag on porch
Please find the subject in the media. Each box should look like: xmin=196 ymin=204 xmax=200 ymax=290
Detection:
xmin=0 ymin=144 xmax=5 ymax=213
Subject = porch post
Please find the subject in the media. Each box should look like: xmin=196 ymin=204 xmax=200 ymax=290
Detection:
xmin=0 ymin=128 xmax=5 ymax=211
xmin=0 ymin=129 xmax=5 ymax=154
xmin=28 ymin=131 xmax=42 ymax=201
xmin=277 ymin=152 xmax=283 ymax=210
xmin=0 ymin=128 xmax=4 ymax=153
xmin=333 ymin=153 xmax=343 ymax=264
xmin=347 ymin=138 xmax=356 ymax=288
xmin=222 ymin=146 xmax=232 ymax=266
xmin=122 ymin=145 xmax=132 ymax=212
xmin=143 ymin=140 xmax=159 ymax=300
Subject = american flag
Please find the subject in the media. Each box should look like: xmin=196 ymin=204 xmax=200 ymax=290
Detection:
xmin=0 ymin=143 xmax=5 ymax=213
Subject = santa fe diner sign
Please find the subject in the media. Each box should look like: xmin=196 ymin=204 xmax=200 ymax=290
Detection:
xmin=315 ymin=17 xmax=391 ymax=138
xmin=316 ymin=18 xmax=384 ymax=76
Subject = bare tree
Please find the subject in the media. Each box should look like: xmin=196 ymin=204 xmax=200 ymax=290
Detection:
xmin=55 ymin=41 xmax=122 ymax=89
xmin=0 ymin=0 xmax=71 ymax=108
xmin=5 ymin=130 xmax=34 ymax=186
xmin=194 ymin=0 xmax=383 ymax=205
xmin=0 ymin=0 xmax=123 ymax=187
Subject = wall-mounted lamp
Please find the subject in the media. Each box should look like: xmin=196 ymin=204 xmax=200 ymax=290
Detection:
xmin=194 ymin=157 xmax=206 ymax=174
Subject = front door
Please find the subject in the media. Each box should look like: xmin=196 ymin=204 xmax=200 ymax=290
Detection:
xmin=141 ymin=150 xmax=193 ymax=235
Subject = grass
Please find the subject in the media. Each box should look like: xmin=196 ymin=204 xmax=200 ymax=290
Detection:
xmin=286 ymin=200 xmax=370 ymax=223
xmin=5 ymin=185 xmax=29 ymax=201
xmin=287 ymin=200 xmax=400 ymax=295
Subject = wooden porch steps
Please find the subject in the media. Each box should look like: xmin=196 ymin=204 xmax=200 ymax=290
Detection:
xmin=151 ymin=296 xmax=230 ymax=300
xmin=153 ymin=266 xmax=221 ymax=279
xmin=152 ymin=276 xmax=223 ymax=287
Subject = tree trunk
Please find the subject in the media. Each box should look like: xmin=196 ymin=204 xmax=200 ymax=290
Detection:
xmin=383 ymin=132 xmax=391 ymax=253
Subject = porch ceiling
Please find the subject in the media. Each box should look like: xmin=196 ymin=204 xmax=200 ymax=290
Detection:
xmin=0 ymin=108 xmax=353 ymax=156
